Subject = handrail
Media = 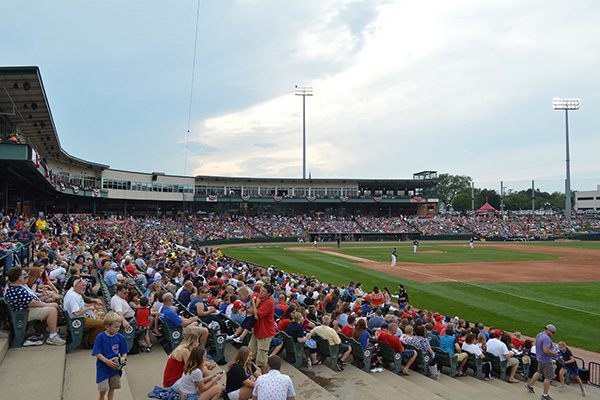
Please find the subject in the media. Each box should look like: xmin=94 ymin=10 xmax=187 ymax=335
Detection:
xmin=590 ymin=361 xmax=599 ymax=387
xmin=1 ymin=240 xmax=35 ymax=286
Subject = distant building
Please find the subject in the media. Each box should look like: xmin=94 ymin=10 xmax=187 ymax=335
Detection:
xmin=0 ymin=66 xmax=440 ymax=217
xmin=575 ymin=186 xmax=600 ymax=213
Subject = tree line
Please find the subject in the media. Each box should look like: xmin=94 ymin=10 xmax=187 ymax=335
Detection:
xmin=436 ymin=173 xmax=568 ymax=213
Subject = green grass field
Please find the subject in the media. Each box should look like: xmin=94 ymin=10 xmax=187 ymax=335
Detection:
xmin=223 ymin=242 xmax=600 ymax=353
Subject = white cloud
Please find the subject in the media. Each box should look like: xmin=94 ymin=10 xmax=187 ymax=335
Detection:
xmin=5 ymin=0 xmax=599 ymax=193
xmin=185 ymin=0 xmax=600 ymax=192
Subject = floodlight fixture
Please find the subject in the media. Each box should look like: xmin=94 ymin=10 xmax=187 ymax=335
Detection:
xmin=553 ymin=98 xmax=580 ymax=110
xmin=553 ymin=97 xmax=581 ymax=221
xmin=295 ymin=85 xmax=313 ymax=97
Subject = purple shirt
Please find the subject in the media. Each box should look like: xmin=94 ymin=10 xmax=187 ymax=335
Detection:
xmin=535 ymin=331 xmax=553 ymax=363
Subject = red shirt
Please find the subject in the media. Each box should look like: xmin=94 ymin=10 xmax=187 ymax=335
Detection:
xmin=253 ymin=297 xmax=275 ymax=339
xmin=377 ymin=330 xmax=404 ymax=353
xmin=433 ymin=322 xmax=446 ymax=334
xmin=135 ymin=307 xmax=150 ymax=327
xmin=341 ymin=325 xmax=354 ymax=338
xmin=163 ymin=357 xmax=184 ymax=387
xmin=370 ymin=292 xmax=384 ymax=306
xmin=125 ymin=264 xmax=137 ymax=277
xmin=278 ymin=318 xmax=292 ymax=333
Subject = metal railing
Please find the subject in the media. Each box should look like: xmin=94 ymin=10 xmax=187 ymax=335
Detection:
xmin=0 ymin=240 xmax=34 ymax=286
xmin=590 ymin=361 xmax=599 ymax=387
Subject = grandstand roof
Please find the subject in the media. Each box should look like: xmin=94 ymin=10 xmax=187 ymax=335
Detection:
xmin=194 ymin=175 xmax=438 ymax=187
xmin=0 ymin=66 xmax=108 ymax=170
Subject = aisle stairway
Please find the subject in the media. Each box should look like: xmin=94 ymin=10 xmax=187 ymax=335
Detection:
xmin=0 ymin=331 xmax=599 ymax=400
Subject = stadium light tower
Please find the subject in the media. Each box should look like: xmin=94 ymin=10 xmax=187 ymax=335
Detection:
xmin=553 ymin=97 xmax=580 ymax=221
xmin=295 ymin=85 xmax=313 ymax=180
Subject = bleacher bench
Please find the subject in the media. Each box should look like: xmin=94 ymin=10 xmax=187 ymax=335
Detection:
xmin=313 ymin=334 xmax=340 ymax=371
xmin=157 ymin=318 xmax=183 ymax=354
xmin=405 ymin=343 xmax=431 ymax=376
xmin=434 ymin=347 xmax=458 ymax=377
xmin=485 ymin=351 xmax=507 ymax=381
xmin=347 ymin=336 xmax=374 ymax=372
xmin=279 ymin=331 xmax=304 ymax=368
xmin=463 ymin=350 xmax=483 ymax=379
xmin=1 ymin=299 xmax=38 ymax=348
xmin=378 ymin=341 xmax=404 ymax=374
xmin=62 ymin=306 xmax=86 ymax=353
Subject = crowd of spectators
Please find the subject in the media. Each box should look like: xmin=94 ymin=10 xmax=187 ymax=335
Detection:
xmin=3 ymin=212 xmax=600 ymax=250
xmin=357 ymin=216 xmax=412 ymax=233
xmin=300 ymin=216 xmax=362 ymax=233
xmin=247 ymin=216 xmax=304 ymax=238
xmin=0 ymin=211 xmax=591 ymax=399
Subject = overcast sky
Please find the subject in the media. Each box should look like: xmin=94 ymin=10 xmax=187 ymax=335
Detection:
xmin=4 ymin=0 xmax=600 ymax=194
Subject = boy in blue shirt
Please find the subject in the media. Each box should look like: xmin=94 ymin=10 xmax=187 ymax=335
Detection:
xmin=92 ymin=311 xmax=129 ymax=400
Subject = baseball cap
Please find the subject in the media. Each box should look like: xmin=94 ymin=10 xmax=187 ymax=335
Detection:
xmin=493 ymin=329 xmax=504 ymax=337
xmin=110 ymin=262 xmax=119 ymax=269
xmin=51 ymin=242 xmax=58 ymax=246
xmin=435 ymin=315 xmax=443 ymax=321
xmin=545 ymin=324 xmax=557 ymax=333
xmin=233 ymin=300 xmax=244 ymax=308
xmin=380 ymin=322 xmax=389 ymax=329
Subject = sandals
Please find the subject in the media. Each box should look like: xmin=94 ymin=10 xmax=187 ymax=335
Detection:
xmin=314 ymin=360 xmax=323 ymax=366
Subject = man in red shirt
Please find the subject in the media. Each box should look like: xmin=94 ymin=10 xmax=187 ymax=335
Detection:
xmin=375 ymin=322 xmax=417 ymax=375
xmin=249 ymin=283 xmax=276 ymax=374
xmin=433 ymin=314 xmax=446 ymax=334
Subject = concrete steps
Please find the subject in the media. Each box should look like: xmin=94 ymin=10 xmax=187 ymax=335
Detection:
xmin=401 ymin=369 xmax=496 ymax=400
xmin=123 ymin=336 xmax=170 ymax=400
xmin=1 ymin=328 xmax=599 ymax=400
xmin=0 ymin=341 xmax=65 ymax=400
xmin=224 ymin=344 xmax=337 ymax=400
xmin=0 ymin=334 xmax=9 ymax=362
xmin=369 ymin=369 xmax=445 ymax=400
xmin=299 ymin=362 xmax=399 ymax=400
xmin=488 ymin=377 xmax=590 ymax=400
xmin=64 ymin=346 xmax=133 ymax=400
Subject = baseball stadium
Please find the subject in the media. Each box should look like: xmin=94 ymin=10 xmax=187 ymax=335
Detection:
xmin=0 ymin=65 xmax=599 ymax=400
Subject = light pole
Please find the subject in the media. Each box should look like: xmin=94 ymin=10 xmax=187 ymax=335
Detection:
xmin=553 ymin=97 xmax=580 ymax=221
xmin=295 ymin=85 xmax=313 ymax=179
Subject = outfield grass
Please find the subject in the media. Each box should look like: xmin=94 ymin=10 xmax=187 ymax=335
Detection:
xmin=224 ymin=243 xmax=600 ymax=353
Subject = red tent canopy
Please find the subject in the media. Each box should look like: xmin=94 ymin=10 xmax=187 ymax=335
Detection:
xmin=475 ymin=202 xmax=499 ymax=215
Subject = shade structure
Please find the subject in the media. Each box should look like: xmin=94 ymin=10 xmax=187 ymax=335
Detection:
xmin=474 ymin=202 xmax=499 ymax=215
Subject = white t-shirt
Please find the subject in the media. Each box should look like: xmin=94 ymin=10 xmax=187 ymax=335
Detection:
xmin=179 ymin=368 xmax=203 ymax=394
xmin=461 ymin=342 xmax=483 ymax=357
xmin=63 ymin=289 xmax=88 ymax=318
xmin=486 ymin=338 xmax=509 ymax=361
xmin=110 ymin=295 xmax=135 ymax=319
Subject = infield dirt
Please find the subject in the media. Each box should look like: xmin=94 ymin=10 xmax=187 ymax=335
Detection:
xmin=287 ymin=243 xmax=600 ymax=283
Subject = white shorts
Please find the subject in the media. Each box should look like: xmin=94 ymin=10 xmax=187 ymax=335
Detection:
xmin=227 ymin=388 xmax=241 ymax=400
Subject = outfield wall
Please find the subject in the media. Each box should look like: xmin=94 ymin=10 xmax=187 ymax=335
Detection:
xmin=192 ymin=232 xmax=600 ymax=246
